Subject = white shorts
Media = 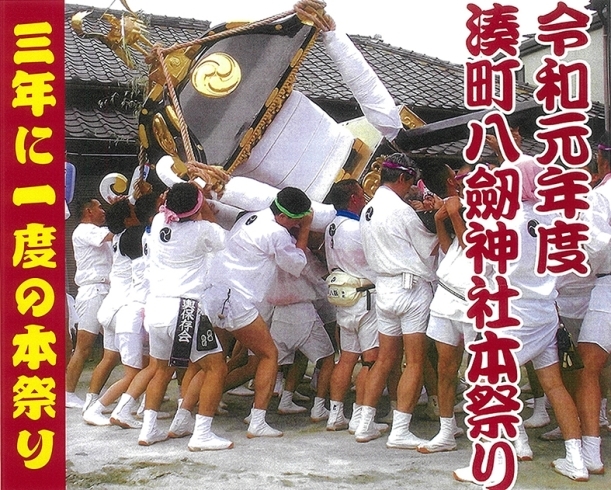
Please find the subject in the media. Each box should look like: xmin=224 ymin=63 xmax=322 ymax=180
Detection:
xmin=115 ymin=302 xmax=145 ymax=335
xmin=427 ymin=314 xmax=476 ymax=347
xmin=271 ymin=303 xmax=335 ymax=365
xmin=256 ymin=300 xmax=274 ymax=327
xmin=75 ymin=283 xmax=109 ymax=335
xmin=515 ymin=328 xmax=558 ymax=370
xmin=578 ymin=277 xmax=611 ymax=353
xmin=102 ymin=316 xmax=119 ymax=352
xmin=508 ymin=300 xmax=559 ymax=370
xmin=203 ymin=285 xmax=259 ymax=332
xmin=429 ymin=284 xmax=470 ymax=323
xmin=66 ymin=293 xmax=78 ymax=337
xmin=117 ymin=332 xmax=149 ymax=369
xmin=97 ymin=290 xmax=127 ymax=329
xmin=375 ymin=275 xmax=432 ymax=337
xmin=145 ymin=296 xmax=223 ymax=362
xmin=579 ymin=311 xmax=611 ymax=353
xmin=557 ymin=293 xmax=591 ymax=321
xmin=503 ymin=298 xmax=559 ymax=370
xmin=115 ymin=302 xmax=148 ymax=367
xmin=336 ymin=295 xmax=378 ymax=354
xmin=314 ymin=297 xmax=337 ymax=325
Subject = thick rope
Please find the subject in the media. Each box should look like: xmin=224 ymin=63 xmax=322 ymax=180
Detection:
xmin=157 ymin=10 xmax=295 ymax=57
xmin=137 ymin=144 xmax=148 ymax=176
xmin=130 ymin=144 xmax=150 ymax=198
xmin=153 ymin=45 xmax=196 ymax=163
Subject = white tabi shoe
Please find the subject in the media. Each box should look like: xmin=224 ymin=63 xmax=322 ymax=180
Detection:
xmin=277 ymin=390 xmax=307 ymax=414
xmin=523 ymin=396 xmax=551 ymax=428
xmin=110 ymin=394 xmax=142 ymax=429
xmin=386 ymin=411 xmax=426 ymax=449
xmin=417 ymin=431 xmax=456 ymax=453
xmin=551 ymin=439 xmax=589 ymax=482
xmin=136 ymin=409 xmax=172 ymax=420
xmin=168 ymin=408 xmax=195 ymax=438
xmin=350 ymin=404 xmax=388 ymax=437
xmin=226 ymin=385 xmax=256 ymax=397
xmin=355 ymin=406 xmax=381 ymax=443
xmin=247 ymin=408 xmax=283 ymax=438
xmin=417 ymin=417 xmax=457 ymax=453
xmin=82 ymin=401 xmax=111 ymax=426
xmin=326 ymin=401 xmax=349 ymax=431
xmin=523 ymin=411 xmax=551 ymax=428
xmin=539 ymin=426 xmax=563 ymax=441
xmin=138 ymin=410 xmax=168 ymax=446
xmin=525 ymin=394 xmax=551 ymax=409
xmin=310 ymin=397 xmax=330 ymax=422
xmin=187 ymin=415 xmax=233 ymax=451
xmin=292 ymin=391 xmax=310 ymax=402
xmin=582 ymin=436 xmax=605 ymax=475
xmin=453 ymin=447 xmax=506 ymax=486
xmin=82 ymin=393 xmax=99 ymax=414
xmin=514 ymin=424 xmax=533 ymax=461
xmin=111 ymin=412 xmax=142 ymax=429
xmin=348 ymin=403 xmax=362 ymax=434
xmin=66 ymin=392 xmax=84 ymax=409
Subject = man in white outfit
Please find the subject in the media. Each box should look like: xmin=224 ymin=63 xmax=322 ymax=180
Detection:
xmin=576 ymin=132 xmax=611 ymax=476
xmin=138 ymin=182 xmax=229 ymax=450
xmin=267 ymin=250 xmax=335 ymax=421
xmin=82 ymin=199 xmax=136 ymax=416
xmin=204 ymin=187 xmax=313 ymax=438
xmin=323 ymin=180 xmax=381 ymax=432
xmin=358 ymin=153 xmax=438 ymax=446
xmin=66 ymin=198 xmax=113 ymax=408
xmin=416 ymin=162 xmax=471 ymax=454
xmin=83 ymin=194 xmax=159 ymax=427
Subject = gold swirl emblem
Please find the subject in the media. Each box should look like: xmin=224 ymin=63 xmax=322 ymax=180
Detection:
xmin=152 ymin=114 xmax=178 ymax=156
xmin=191 ymin=53 xmax=241 ymax=98
xmin=112 ymin=174 xmax=128 ymax=194
xmin=362 ymin=159 xmax=383 ymax=199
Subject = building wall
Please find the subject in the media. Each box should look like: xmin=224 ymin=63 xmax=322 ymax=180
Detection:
xmin=520 ymin=28 xmax=606 ymax=104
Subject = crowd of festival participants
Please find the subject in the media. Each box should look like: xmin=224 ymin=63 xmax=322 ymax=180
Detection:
xmin=63 ymin=129 xmax=611 ymax=485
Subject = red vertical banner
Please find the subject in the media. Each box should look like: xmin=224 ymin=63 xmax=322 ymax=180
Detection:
xmin=462 ymin=4 xmax=524 ymax=489
xmin=0 ymin=1 xmax=65 ymax=489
